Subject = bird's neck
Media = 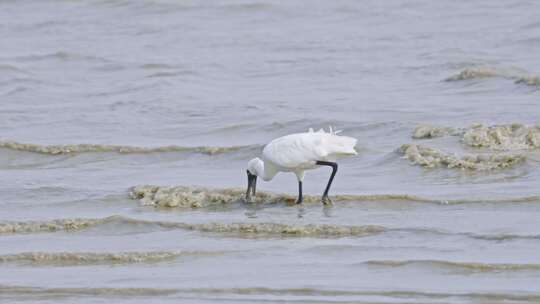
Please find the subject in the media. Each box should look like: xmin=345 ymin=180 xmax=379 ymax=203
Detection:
xmin=255 ymin=160 xmax=275 ymax=181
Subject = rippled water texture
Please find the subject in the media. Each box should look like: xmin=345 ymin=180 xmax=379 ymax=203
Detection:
xmin=1 ymin=0 xmax=540 ymax=303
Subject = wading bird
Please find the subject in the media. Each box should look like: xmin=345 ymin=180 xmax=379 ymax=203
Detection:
xmin=246 ymin=127 xmax=357 ymax=204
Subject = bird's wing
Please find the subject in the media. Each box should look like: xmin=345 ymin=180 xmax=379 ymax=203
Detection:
xmin=263 ymin=133 xmax=327 ymax=169
xmin=263 ymin=131 xmax=358 ymax=168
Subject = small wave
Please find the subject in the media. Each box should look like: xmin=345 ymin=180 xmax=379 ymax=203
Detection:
xmin=1 ymin=87 xmax=29 ymax=97
xmin=5 ymin=214 xmax=540 ymax=240
xmin=411 ymin=123 xmax=540 ymax=151
xmin=14 ymin=51 xmax=109 ymax=63
xmin=0 ymin=140 xmax=254 ymax=155
xmin=13 ymin=20 xmax=64 ymax=31
xmin=139 ymin=63 xmax=198 ymax=78
xmin=130 ymin=185 xmax=436 ymax=208
xmin=0 ymin=217 xmax=109 ymax=235
xmin=446 ymin=67 xmax=540 ymax=87
xmin=131 ymin=185 xmax=540 ymax=208
xmin=181 ymin=222 xmax=385 ymax=237
xmin=0 ymin=251 xmax=197 ymax=266
xmin=515 ymin=75 xmax=540 ymax=86
xmin=366 ymin=260 xmax=540 ymax=272
xmin=0 ymin=64 xmax=29 ymax=74
xmin=521 ymin=20 xmax=540 ymax=30
xmin=469 ymin=232 xmax=540 ymax=241
xmin=445 ymin=67 xmax=509 ymax=81
xmin=412 ymin=124 xmax=462 ymax=139
xmin=0 ymin=285 xmax=178 ymax=298
xmin=116 ymin=215 xmax=385 ymax=237
xmin=0 ymin=77 xmax=42 ymax=87
xmin=2 ymin=285 xmax=540 ymax=302
xmin=220 ymin=2 xmax=276 ymax=12
xmin=0 ymin=215 xmax=383 ymax=238
xmin=146 ymin=71 xmax=197 ymax=78
xmin=400 ymin=144 xmax=525 ymax=170
xmin=463 ymin=124 xmax=540 ymax=150
xmin=0 ymin=216 xmax=190 ymax=236
xmin=397 ymin=227 xmax=540 ymax=242
xmin=140 ymin=63 xmax=178 ymax=70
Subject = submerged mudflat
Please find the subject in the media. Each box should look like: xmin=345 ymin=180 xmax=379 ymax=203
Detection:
xmin=1 ymin=0 xmax=540 ymax=303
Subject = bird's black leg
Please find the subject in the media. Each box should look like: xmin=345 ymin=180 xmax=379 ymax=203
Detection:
xmin=252 ymin=176 xmax=257 ymax=197
xmin=296 ymin=181 xmax=303 ymax=204
xmin=316 ymin=161 xmax=338 ymax=204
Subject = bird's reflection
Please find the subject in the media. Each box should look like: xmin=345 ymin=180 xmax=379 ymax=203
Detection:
xmin=296 ymin=205 xmax=306 ymax=218
xmin=244 ymin=198 xmax=335 ymax=219
xmin=244 ymin=201 xmax=262 ymax=218
xmin=322 ymin=204 xmax=333 ymax=217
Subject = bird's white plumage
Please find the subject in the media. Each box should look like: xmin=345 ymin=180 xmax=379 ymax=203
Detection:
xmin=262 ymin=128 xmax=357 ymax=171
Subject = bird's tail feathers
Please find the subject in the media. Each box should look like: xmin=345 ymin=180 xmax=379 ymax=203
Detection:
xmin=307 ymin=126 xmax=357 ymax=155
xmin=325 ymin=134 xmax=358 ymax=156
xmin=308 ymin=126 xmax=343 ymax=135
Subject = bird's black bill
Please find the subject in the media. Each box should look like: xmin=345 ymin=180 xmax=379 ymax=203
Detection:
xmin=245 ymin=170 xmax=257 ymax=201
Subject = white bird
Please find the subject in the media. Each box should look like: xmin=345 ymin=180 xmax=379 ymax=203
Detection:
xmin=246 ymin=127 xmax=358 ymax=204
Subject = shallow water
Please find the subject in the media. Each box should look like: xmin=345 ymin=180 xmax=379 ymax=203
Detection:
xmin=1 ymin=0 xmax=540 ymax=303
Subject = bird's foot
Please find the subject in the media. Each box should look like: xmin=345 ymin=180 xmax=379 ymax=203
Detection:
xmin=295 ymin=199 xmax=303 ymax=204
xmin=321 ymin=196 xmax=332 ymax=205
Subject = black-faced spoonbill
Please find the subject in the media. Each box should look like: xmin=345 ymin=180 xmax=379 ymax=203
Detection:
xmin=246 ymin=127 xmax=357 ymax=204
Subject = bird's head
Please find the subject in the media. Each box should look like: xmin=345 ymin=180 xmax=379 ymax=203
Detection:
xmin=247 ymin=157 xmax=263 ymax=176
xmin=245 ymin=158 xmax=263 ymax=202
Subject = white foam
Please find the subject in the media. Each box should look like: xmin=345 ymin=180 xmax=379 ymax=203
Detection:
xmin=400 ymin=144 xmax=525 ymax=170
xmin=462 ymin=124 xmax=540 ymax=150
